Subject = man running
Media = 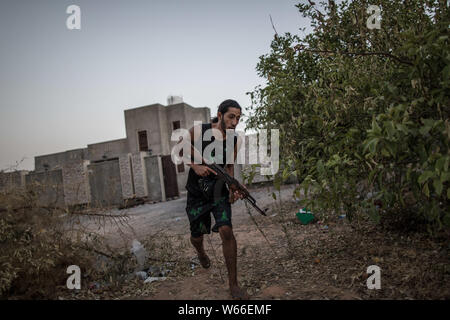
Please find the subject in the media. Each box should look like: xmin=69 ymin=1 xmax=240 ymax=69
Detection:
xmin=184 ymin=99 xmax=249 ymax=300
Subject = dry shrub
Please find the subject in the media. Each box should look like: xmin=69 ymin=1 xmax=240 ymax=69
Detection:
xmin=0 ymin=188 xmax=94 ymax=299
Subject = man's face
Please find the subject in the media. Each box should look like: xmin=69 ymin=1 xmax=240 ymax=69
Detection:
xmin=219 ymin=107 xmax=241 ymax=131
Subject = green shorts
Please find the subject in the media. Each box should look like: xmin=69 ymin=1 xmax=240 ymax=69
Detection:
xmin=186 ymin=192 xmax=232 ymax=238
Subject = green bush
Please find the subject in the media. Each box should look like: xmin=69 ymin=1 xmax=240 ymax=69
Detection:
xmin=247 ymin=0 xmax=449 ymax=233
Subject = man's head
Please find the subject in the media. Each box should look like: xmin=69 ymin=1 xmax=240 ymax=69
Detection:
xmin=215 ymin=99 xmax=241 ymax=132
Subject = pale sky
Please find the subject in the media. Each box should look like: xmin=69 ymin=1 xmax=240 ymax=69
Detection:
xmin=0 ymin=0 xmax=311 ymax=171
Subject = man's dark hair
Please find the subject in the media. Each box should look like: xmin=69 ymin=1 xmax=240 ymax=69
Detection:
xmin=212 ymin=99 xmax=241 ymax=123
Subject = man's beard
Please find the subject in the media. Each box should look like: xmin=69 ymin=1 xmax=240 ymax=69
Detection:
xmin=220 ymin=118 xmax=234 ymax=131
xmin=220 ymin=117 xmax=227 ymax=131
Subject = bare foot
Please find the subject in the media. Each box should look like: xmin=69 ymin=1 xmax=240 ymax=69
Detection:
xmin=230 ymin=285 xmax=249 ymax=300
xmin=198 ymin=253 xmax=211 ymax=269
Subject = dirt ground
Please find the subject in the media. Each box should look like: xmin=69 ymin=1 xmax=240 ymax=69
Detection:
xmin=72 ymin=184 xmax=450 ymax=300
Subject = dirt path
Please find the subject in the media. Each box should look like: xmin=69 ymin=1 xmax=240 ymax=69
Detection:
xmin=143 ymin=212 xmax=364 ymax=300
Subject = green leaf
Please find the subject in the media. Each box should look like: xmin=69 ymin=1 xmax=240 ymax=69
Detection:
xmin=384 ymin=121 xmax=396 ymax=138
xmin=433 ymin=178 xmax=443 ymax=196
xmin=443 ymin=65 xmax=450 ymax=81
xmin=419 ymin=125 xmax=432 ymax=136
xmin=435 ymin=157 xmax=446 ymax=172
xmin=418 ymin=171 xmax=434 ymax=184
xmin=423 ymin=183 xmax=430 ymax=198
xmin=441 ymin=172 xmax=450 ymax=183
xmin=372 ymin=119 xmax=382 ymax=134
xmin=381 ymin=148 xmax=390 ymax=157
xmin=363 ymin=138 xmax=379 ymax=154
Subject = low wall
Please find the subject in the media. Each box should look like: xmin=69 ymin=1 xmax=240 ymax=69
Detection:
xmin=144 ymin=155 xmax=165 ymax=202
xmin=88 ymin=159 xmax=123 ymax=207
xmin=25 ymin=169 xmax=65 ymax=208
xmin=62 ymin=160 xmax=91 ymax=206
xmin=0 ymin=170 xmax=27 ymax=192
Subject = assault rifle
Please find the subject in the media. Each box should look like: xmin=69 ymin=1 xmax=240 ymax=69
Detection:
xmin=205 ymin=162 xmax=267 ymax=216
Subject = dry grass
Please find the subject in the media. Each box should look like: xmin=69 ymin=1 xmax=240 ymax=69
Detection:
xmin=236 ymin=200 xmax=450 ymax=299
xmin=0 ymin=183 xmax=193 ymax=300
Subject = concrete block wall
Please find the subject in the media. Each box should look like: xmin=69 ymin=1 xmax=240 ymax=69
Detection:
xmin=144 ymin=155 xmax=165 ymax=202
xmin=62 ymin=160 xmax=91 ymax=206
xmin=0 ymin=170 xmax=28 ymax=192
xmin=87 ymin=159 xmax=123 ymax=207
xmin=119 ymin=153 xmax=134 ymax=199
xmin=25 ymin=169 xmax=65 ymax=208
xmin=131 ymin=152 xmax=148 ymax=198
xmin=35 ymin=148 xmax=87 ymax=172
xmin=87 ymin=138 xmax=128 ymax=162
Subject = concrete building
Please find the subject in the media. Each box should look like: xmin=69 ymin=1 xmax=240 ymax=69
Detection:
xmin=0 ymin=97 xmax=276 ymax=209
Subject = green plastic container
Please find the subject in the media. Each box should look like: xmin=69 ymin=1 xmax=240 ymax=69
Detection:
xmin=296 ymin=208 xmax=314 ymax=225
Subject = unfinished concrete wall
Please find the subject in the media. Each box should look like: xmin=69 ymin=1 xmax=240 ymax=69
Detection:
xmin=87 ymin=138 xmax=128 ymax=162
xmin=124 ymin=104 xmax=164 ymax=155
xmin=144 ymin=155 xmax=165 ymax=202
xmin=35 ymin=148 xmax=87 ymax=172
xmin=62 ymin=160 xmax=91 ymax=206
xmin=25 ymin=169 xmax=65 ymax=208
xmin=87 ymin=159 xmax=123 ymax=207
xmin=119 ymin=153 xmax=134 ymax=199
xmin=0 ymin=170 xmax=28 ymax=193
xmin=131 ymin=152 xmax=148 ymax=198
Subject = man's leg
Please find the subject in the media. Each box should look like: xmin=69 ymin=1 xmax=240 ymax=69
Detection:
xmin=190 ymin=235 xmax=210 ymax=268
xmin=218 ymin=225 xmax=249 ymax=299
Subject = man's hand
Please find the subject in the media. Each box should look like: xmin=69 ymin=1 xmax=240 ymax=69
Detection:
xmin=192 ymin=164 xmax=217 ymax=177
xmin=229 ymin=184 xmax=247 ymax=203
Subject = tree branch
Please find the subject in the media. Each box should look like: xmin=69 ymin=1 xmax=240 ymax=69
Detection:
xmin=269 ymin=14 xmax=278 ymax=36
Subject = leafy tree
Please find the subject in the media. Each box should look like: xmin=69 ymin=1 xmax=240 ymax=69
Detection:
xmin=247 ymin=0 xmax=449 ymax=233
